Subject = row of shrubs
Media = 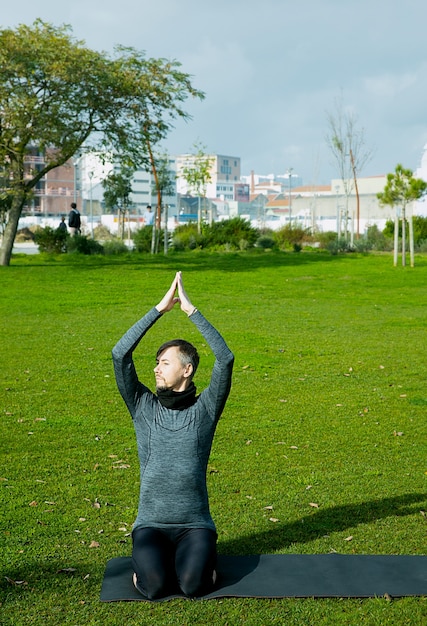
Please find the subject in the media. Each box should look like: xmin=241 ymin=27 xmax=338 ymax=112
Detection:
xmin=32 ymin=216 xmax=427 ymax=256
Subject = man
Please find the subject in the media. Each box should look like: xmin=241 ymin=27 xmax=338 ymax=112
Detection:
xmin=112 ymin=272 xmax=234 ymax=599
xmin=144 ymin=204 xmax=154 ymax=226
xmin=68 ymin=202 xmax=81 ymax=235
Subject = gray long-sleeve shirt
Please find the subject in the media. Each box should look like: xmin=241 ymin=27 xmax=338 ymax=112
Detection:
xmin=112 ymin=307 xmax=234 ymax=531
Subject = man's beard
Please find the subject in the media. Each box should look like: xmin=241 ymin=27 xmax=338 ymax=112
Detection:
xmin=155 ymin=378 xmax=171 ymax=392
xmin=156 ymin=384 xmax=169 ymax=392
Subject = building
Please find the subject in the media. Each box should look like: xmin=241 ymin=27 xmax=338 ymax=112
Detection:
xmin=176 ymin=154 xmax=241 ymax=201
xmin=249 ymin=176 xmax=393 ymax=236
xmin=16 ymin=144 xmax=427 ymax=236
xmin=241 ymin=171 xmax=303 ymax=196
xmin=22 ymin=149 xmax=75 ymax=216
xmin=75 ymin=152 xmax=178 ymax=232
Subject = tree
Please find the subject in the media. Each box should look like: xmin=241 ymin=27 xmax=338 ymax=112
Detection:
xmin=0 ymin=20 xmax=204 ymax=265
xmin=180 ymin=143 xmax=213 ymax=233
xmin=377 ymin=164 xmax=427 ymax=267
xmin=149 ymin=152 xmax=176 ymax=254
xmin=102 ymin=165 xmax=134 ymax=239
xmin=326 ymin=96 xmax=373 ymax=241
xmin=114 ymin=49 xmax=204 ymax=230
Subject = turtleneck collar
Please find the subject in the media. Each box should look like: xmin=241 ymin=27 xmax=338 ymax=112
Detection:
xmin=156 ymin=381 xmax=197 ymax=410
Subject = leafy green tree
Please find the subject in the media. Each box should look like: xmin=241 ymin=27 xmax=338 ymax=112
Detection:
xmin=0 ymin=20 xmax=204 ymax=265
xmin=180 ymin=143 xmax=213 ymax=233
xmin=102 ymin=167 xmax=134 ymax=214
xmin=102 ymin=165 xmax=134 ymax=238
xmin=147 ymin=151 xmax=176 ymax=254
xmin=151 ymin=153 xmax=176 ymax=213
xmin=377 ymin=164 xmax=427 ymax=266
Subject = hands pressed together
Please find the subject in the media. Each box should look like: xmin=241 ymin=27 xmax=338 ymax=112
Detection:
xmin=155 ymin=272 xmax=196 ymax=316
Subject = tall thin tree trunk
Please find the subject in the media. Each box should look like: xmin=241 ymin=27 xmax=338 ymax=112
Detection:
xmin=393 ymin=210 xmax=399 ymax=267
xmin=401 ymin=207 xmax=406 ymax=267
xmin=408 ymin=213 xmax=415 ymax=267
xmin=350 ymin=150 xmax=360 ymax=239
xmin=163 ymin=204 xmax=168 ymax=255
xmin=151 ymin=222 xmax=156 ymax=255
xmin=146 ymin=135 xmax=162 ymax=252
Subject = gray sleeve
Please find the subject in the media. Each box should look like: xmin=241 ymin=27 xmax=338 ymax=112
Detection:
xmin=190 ymin=310 xmax=234 ymax=421
xmin=111 ymin=307 xmax=160 ymax=418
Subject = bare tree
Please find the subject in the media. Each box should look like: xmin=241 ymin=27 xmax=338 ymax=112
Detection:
xmin=326 ymin=97 xmax=373 ymax=241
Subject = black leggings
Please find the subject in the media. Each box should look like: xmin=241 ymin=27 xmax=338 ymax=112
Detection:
xmin=132 ymin=526 xmax=217 ymax=599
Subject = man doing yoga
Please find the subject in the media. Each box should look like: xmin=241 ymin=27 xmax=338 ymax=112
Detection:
xmin=112 ymin=272 xmax=234 ymax=599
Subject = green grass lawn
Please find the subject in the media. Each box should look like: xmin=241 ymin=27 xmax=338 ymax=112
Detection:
xmin=1 ymin=250 xmax=426 ymax=625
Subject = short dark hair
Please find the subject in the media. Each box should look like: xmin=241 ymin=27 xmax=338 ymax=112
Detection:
xmin=156 ymin=339 xmax=199 ymax=379
xmin=71 ymin=202 xmax=77 ymax=209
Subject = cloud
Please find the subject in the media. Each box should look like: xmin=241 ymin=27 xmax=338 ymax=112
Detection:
xmin=2 ymin=0 xmax=427 ymax=182
xmin=363 ymin=72 xmax=418 ymax=99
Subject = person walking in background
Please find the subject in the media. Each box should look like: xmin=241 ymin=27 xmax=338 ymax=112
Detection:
xmin=112 ymin=271 xmax=234 ymax=599
xmin=68 ymin=202 xmax=81 ymax=235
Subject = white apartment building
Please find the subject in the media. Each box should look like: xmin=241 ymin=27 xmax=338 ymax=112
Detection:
xmin=175 ymin=154 xmax=241 ymax=201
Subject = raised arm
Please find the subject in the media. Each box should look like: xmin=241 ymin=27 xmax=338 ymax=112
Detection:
xmin=112 ymin=273 xmax=189 ymax=417
xmin=112 ymin=307 xmax=160 ymax=418
xmin=176 ymin=272 xmax=234 ymax=419
xmin=112 ymin=272 xmax=234 ymax=420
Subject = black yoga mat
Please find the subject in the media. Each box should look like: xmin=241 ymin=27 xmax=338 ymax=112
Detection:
xmin=100 ymin=553 xmax=427 ymax=601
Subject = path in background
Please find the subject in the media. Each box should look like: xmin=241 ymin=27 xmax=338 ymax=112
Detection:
xmin=12 ymin=242 xmax=39 ymax=255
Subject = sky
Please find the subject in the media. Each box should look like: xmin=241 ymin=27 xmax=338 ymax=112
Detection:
xmin=2 ymin=0 xmax=427 ymax=185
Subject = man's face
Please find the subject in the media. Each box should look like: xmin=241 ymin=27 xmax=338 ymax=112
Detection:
xmin=154 ymin=346 xmax=192 ymax=392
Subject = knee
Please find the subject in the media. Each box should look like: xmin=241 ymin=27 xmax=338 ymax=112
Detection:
xmin=146 ymin=582 xmax=169 ymax=601
xmin=179 ymin=569 xmax=213 ymax=598
xmin=135 ymin=572 xmax=170 ymax=600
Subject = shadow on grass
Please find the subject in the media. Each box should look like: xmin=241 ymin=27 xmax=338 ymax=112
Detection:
xmin=218 ymin=492 xmax=427 ymax=555
xmin=9 ymin=249 xmax=354 ymax=272
xmin=1 ymin=493 xmax=425 ymax=600
xmin=0 ymin=557 xmax=104 ymax=600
